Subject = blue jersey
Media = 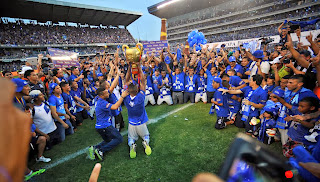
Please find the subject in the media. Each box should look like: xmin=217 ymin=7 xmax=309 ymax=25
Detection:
xmin=124 ymin=91 xmax=148 ymax=125
xmin=226 ymin=64 xmax=244 ymax=75
xmin=241 ymin=86 xmax=268 ymax=117
xmin=48 ymin=95 xmax=66 ymax=120
xmin=158 ymin=75 xmax=172 ymax=97
xmin=171 ymin=72 xmax=185 ymax=92
xmin=205 ymin=70 xmax=215 ymax=92
xmin=185 ymin=74 xmax=198 ymax=93
xmin=69 ymin=74 xmax=83 ymax=90
xmin=229 ymin=76 xmax=245 ymax=87
xmin=107 ymin=92 xmax=121 ymax=116
xmin=146 ymin=76 xmax=154 ymax=95
xmin=284 ymin=87 xmax=319 ymax=115
xmin=196 ymin=75 xmax=207 ymax=93
xmin=95 ymin=97 xmax=113 ymax=129
xmin=213 ymin=87 xmax=229 ymax=117
xmin=70 ymin=88 xmax=84 ymax=112
xmin=61 ymin=92 xmax=77 ymax=115
xmin=152 ymin=75 xmax=161 ymax=94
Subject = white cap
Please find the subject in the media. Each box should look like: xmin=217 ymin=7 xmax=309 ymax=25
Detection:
xmin=19 ymin=66 xmax=33 ymax=75
xmin=270 ymin=56 xmax=281 ymax=64
xmin=29 ymin=90 xmax=42 ymax=98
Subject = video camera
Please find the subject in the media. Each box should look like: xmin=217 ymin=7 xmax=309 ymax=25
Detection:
xmin=219 ymin=133 xmax=298 ymax=182
xmin=259 ymin=37 xmax=274 ymax=45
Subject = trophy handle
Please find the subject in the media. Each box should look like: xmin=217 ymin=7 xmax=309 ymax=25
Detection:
xmin=136 ymin=43 xmax=143 ymax=56
xmin=122 ymin=45 xmax=129 ymax=55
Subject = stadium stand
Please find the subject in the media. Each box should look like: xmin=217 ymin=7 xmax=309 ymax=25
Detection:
xmin=148 ymin=0 xmax=320 ymax=44
xmin=0 ymin=0 xmax=141 ymax=66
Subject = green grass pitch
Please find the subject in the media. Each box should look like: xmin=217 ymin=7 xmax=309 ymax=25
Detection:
xmin=30 ymin=103 xmax=283 ymax=182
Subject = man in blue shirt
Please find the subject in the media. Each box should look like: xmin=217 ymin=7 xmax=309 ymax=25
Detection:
xmin=60 ymin=81 xmax=77 ymax=130
xmin=225 ymin=56 xmax=244 ymax=77
xmin=48 ymin=83 xmax=74 ymax=142
xmin=184 ymin=66 xmax=198 ymax=103
xmin=68 ymin=66 xmax=84 ymax=91
xmin=123 ymin=66 xmax=152 ymax=159
xmin=157 ymin=70 xmax=173 ymax=105
xmin=165 ymin=57 xmax=187 ymax=104
xmin=70 ymin=80 xmax=90 ymax=126
xmin=212 ymin=77 xmax=229 ymax=129
xmin=87 ymin=87 xmax=128 ymax=161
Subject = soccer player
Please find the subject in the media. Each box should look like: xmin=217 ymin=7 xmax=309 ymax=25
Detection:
xmin=211 ymin=77 xmax=229 ymax=129
xmin=87 ymin=88 xmax=128 ymax=161
xmin=123 ymin=65 xmax=152 ymax=158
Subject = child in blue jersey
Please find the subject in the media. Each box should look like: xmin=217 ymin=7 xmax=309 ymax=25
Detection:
xmin=258 ymin=107 xmax=277 ymax=145
xmin=144 ymin=74 xmax=156 ymax=106
xmin=123 ymin=66 xmax=152 ymax=158
xmin=195 ymin=69 xmax=207 ymax=103
xmin=87 ymin=87 xmax=128 ymax=161
xmin=157 ymin=70 xmax=173 ymax=105
xmin=283 ymin=97 xmax=319 ymax=158
xmin=212 ymin=77 xmax=229 ymax=129
xmin=48 ymin=83 xmax=74 ymax=142
xmin=184 ymin=66 xmax=198 ymax=103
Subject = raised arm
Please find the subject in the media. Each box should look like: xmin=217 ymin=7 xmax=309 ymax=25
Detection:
xmin=285 ymin=34 xmax=310 ymax=68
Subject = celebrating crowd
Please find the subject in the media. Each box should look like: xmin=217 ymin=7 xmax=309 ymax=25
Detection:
xmin=0 ymin=22 xmax=135 ymax=45
xmin=2 ymin=20 xmax=320 ymax=181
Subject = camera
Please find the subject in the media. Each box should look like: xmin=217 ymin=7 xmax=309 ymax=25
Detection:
xmin=260 ymin=37 xmax=274 ymax=45
xmin=162 ymin=47 xmax=167 ymax=52
xmin=283 ymin=58 xmax=291 ymax=64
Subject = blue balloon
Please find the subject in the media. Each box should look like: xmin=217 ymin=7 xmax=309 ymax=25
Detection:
xmin=202 ymin=39 xmax=207 ymax=44
xmin=196 ymin=45 xmax=201 ymax=51
xmin=199 ymin=32 xmax=204 ymax=39
xmin=190 ymin=39 xmax=197 ymax=47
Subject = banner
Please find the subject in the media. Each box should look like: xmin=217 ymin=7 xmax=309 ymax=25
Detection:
xmin=141 ymin=40 xmax=168 ymax=56
xmin=47 ymin=47 xmax=80 ymax=68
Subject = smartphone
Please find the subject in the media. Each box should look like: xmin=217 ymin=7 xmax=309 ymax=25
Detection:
xmin=219 ymin=133 xmax=297 ymax=182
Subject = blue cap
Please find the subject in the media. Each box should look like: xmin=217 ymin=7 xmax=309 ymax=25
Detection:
xmin=229 ymin=56 xmax=236 ymax=62
xmin=273 ymin=88 xmax=284 ymax=98
xmin=213 ymin=77 xmax=222 ymax=86
xmin=97 ymin=73 xmax=103 ymax=77
xmin=252 ymin=50 xmax=264 ymax=59
xmin=264 ymin=106 xmax=275 ymax=113
xmin=49 ymin=83 xmax=59 ymax=95
xmin=12 ymin=78 xmax=28 ymax=92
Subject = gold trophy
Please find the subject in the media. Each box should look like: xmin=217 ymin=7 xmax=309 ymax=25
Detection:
xmin=122 ymin=43 xmax=143 ymax=75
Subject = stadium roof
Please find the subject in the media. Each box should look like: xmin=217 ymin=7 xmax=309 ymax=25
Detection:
xmin=148 ymin=0 xmax=227 ymax=19
xmin=0 ymin=0 xmax=143 ymax=26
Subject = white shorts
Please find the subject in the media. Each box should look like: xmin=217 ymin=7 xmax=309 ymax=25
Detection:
xmin=145 ymin=94 xmax=156 ymax=106
xmin=195 ymin=93 xmax=207 ymax=103
xmin=157 ymin=95 xmax=173 ymax=105
xmin=128 ymin=123 xmax=150 ymax=146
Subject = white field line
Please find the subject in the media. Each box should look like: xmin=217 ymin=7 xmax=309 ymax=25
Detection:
xmin=43 ymin=103 xmax=194 ymax=170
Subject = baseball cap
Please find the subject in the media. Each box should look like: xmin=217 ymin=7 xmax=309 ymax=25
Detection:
xmin=12 ymin=78 xmax=29 ymax=92
xmin=252 ymin=50 xmax=264 ymax=59
xmin=213 ymin=77 xmax=222 ymax=86
xmin=264 ymin=106 xmax=276 ymax=113
xmin=229 ymin=56 xmax=236 ymax=62
xmin=19 ymin=66 xmax=33 ymax=75
xmin=270 ymin=56 xmax=281 ymax=64
xmin=97 ymin=73 xmax=103 ymax=77
xmin=272 ymin=88 xmax=284 ymax=98
xmin=49 ymin=83 xmax=59 ymax=95
xmin=29 ymin=90 xmax=42 ymax=99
